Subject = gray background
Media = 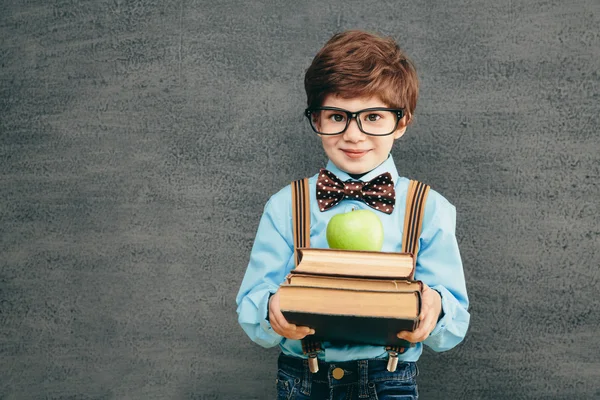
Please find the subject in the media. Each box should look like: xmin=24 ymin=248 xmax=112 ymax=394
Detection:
xmin=1 ymin=0 xmax=599 ymax=399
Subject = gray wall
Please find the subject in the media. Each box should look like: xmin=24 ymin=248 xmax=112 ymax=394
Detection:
xmin=1 ymin=0 xmax=599 ymax=399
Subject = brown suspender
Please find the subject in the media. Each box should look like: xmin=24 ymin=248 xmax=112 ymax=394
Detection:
xmin=291 ymin=178 xmax=311 ymax=267
xmin=291 ymin=178 xmax=322 ymax=372
xmin=401 ymin=180 xmax=431 ymax=275
xmin=290 ymin=177 xmax=430 ymax=373
xmin=386 ymin=180 xmax=430 ymax=370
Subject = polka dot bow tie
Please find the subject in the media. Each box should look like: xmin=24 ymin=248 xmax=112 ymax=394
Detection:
xmin=316 ymin=168 xmax=396 ymax=214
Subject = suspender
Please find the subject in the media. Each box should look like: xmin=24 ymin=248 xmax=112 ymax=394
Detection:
xmin=291 ymin=178 xmax=311 ymax=267
xmin=401 ymin=180 xmax=431 ymax=276
xmin=290 ymin=177 xmax=430 ymax=373
xmin=291 ymin=178 xmax=322 ymax=372
xmin=385 ymin=180 xmax=430 ymax=370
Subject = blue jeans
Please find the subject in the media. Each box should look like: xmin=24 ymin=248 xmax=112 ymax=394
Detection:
xmin=276 ymin=353 xmax=419 ymax=400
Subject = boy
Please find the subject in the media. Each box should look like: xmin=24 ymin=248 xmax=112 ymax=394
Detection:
xmin=236 ymin=30 xmax=470 ymax=399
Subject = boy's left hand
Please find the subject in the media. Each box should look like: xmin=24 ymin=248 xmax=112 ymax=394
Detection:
xmin=397 ymin=283 xmax=442 ymax=343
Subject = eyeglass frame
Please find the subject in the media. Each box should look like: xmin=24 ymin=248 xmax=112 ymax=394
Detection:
xmin=304 ymin=106 xmax=405 ymax=136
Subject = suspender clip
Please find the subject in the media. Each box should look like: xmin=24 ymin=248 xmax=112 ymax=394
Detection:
xmin=302 ymin=338 xmax=322 ymax=374
xmin=385 ymin=346 xmax=406 ymax=372
xmin=386 ymin=350 xmax=399 ymax=372
xmin=307 ymin=353 xmax=319 ymax=373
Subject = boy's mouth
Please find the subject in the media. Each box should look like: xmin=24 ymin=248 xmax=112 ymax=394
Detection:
xmin=341 ymin=149 xmax=370 ymax=159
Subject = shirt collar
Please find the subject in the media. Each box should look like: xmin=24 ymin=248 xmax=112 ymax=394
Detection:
xmin=325 ymin=154 xmax=400 ymax=184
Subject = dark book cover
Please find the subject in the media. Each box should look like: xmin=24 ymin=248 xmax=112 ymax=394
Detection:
xmin=281 ymin=311 xmax=419 ymax=347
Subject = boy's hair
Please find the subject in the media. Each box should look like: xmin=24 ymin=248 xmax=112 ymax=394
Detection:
xmin=304 ymin=30 xmax=419 ymax=123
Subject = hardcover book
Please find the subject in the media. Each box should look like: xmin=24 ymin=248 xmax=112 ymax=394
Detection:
xmin=279 ymin=247 xmax=422 ymax=347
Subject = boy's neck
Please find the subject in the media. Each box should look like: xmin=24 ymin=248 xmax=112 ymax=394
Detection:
xmin=347 ymin=171 xmax=369 ymax=180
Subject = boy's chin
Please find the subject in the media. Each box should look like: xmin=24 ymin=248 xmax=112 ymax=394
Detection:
xmin=342 ymin=167 xmax=371 ymax=175
xmin=333 ymin=161 xmax=376 ymax=175
xmin=329 ymin=153 xmax=391 ymax=176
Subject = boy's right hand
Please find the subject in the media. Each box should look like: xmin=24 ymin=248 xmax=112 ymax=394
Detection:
xmin=268 ymin=291 xmax=316 ymax=340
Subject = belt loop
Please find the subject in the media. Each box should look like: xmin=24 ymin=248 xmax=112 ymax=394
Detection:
xmin=301 ymin=358 xmax=312 ymax=396
xmin=358 ymin=360 xmax=369 ymax=398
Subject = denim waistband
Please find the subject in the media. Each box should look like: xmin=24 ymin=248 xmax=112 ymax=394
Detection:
xmin=277 ymin=353 xmax=417 ymax=386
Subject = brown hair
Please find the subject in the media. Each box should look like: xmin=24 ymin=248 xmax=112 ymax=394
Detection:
xmin=304 ymin=30 xmax=419 ymax=122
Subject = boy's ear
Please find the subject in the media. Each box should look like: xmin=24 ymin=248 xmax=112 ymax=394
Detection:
xmin=393 ymin=116 xmax=409 ymax=139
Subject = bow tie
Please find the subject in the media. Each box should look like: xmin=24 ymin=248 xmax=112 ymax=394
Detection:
xmin=316 ymin=168 xmax=396 ymax=214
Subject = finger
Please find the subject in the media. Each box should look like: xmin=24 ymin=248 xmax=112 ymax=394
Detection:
xmin=280 ymin=325 xmax=316 ymax=340
xmin=398 ymin=319 xmax=433 ymax=342
xmin=397 ymin=330 xmax=417 ymax=343
xmin=421 ymin=308 xmax=439 ymax=333
xmin=269 ymin=307 xmax=292 ymax=336
xmin=283 ymin=324 xmax=314 ymax=340
xmin=269 ymin=292 xmax=288 ymax=329
xmin=269 ymin=314 xmax=284 ymax=335
xmin=271 ymin=306 xmax=313 ymax=336
xmin=284 ymin=325 xmax=314 ymax=340
xmin=420 ymin=304 xmax=434 ymax=321
xmin=269 ymin=297 xmax=315 ymax=338
xmin=413 ymin=317 xmax=434 ymax=339
xmin=271 ymin=307 xmax=291 ymax=331
xmin=290 ymin=330 xmax=311 ymax=340
xmin=275 ymin=321 xmax=299 ymax=339
xmin=419 ymin=297 xmax=438 ymax=322
xmin=296 ymin=325 xmax=316 ymax=336
xmin=400 ymin=317 xmax=436 ymax=343
xmin=268 ymin=313 xmax=282 ymax=335
xmin=399 ymin=329 xmax=425 ymax=343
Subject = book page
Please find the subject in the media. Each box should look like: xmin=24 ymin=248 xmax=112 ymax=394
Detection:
xmin=280 ymin=285 xmax=419 ymax=318
xmin=288 ymin=274 xmax=421 ymax=292
xmin=295 ymin=248 xmax=413 ymax=278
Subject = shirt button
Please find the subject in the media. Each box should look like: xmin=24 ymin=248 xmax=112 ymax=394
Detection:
xmin=344 ymin=205 xmax=361 ymax=213
xmin=332 ymin=367 xmax=345 ymax=380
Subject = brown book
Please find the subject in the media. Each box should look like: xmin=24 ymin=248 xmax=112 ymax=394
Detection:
xmin=294 ymin=247 xmax=415 ymax=279
xmin=280 ymin=248 xmax=420 ymax=347
xmin=280 ymin=285 xmax=420 ymax=346
xmin=287 ymin=274 xmax=422 ymax=292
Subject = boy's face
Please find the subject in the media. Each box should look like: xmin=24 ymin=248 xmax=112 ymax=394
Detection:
xmin=316 ymin=94 xmax=407 ymax=175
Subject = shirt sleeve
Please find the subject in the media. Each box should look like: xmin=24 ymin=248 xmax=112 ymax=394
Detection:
xmin=416 ymin=193 xmax=470 ymax=352
xmin=235 ymin=195 xmax=294 ymax=348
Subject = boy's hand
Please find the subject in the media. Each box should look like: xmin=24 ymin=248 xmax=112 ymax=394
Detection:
xmin=397 ymin=283 xmax=442 ymax=343
xmin=268 ymin=290 xmax=316 ymax=340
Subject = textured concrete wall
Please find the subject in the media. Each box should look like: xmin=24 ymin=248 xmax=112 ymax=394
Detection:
xmin=1 ymin=1 xmax=599 ymax=399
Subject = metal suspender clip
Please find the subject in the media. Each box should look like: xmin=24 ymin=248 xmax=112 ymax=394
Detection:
xmin=385 ymin=346 xmax=405 ymax=372
xmin=302 ymin=339 xmax=322 ymax=373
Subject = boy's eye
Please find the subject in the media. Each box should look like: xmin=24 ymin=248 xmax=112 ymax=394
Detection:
xmin=329 ymin=113 xmax=346 ymax=123
xmin=365 ymin=113 xmax=381 ymax=122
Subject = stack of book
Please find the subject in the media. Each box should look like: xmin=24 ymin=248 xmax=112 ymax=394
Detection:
xmin=279 ymin=247 xmax=422 ymax=347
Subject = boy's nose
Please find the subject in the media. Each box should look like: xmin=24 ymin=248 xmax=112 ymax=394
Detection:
xmin=342 ymin=119 xmax=365 ymax=142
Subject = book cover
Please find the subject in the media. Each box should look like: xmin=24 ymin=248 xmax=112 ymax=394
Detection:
xmin=279 ymin=285 xmax=421 ymax=347
xmin=294 ymin=247 xmax=415 ymax=279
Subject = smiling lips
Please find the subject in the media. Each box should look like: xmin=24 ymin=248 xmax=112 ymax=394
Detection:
xmin=341 ymin=149 xmax=370 ymax=159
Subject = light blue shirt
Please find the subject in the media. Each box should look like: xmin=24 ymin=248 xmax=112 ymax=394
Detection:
xmin=236 ymin=155 xmax=470 ymax=362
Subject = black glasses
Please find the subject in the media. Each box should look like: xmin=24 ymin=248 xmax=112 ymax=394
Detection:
xmin=305 ymin=106 xmax=404 ymax=136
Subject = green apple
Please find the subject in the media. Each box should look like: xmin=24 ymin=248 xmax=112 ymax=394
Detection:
xmin=326 ymin=209 xmax=384 ymax=251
